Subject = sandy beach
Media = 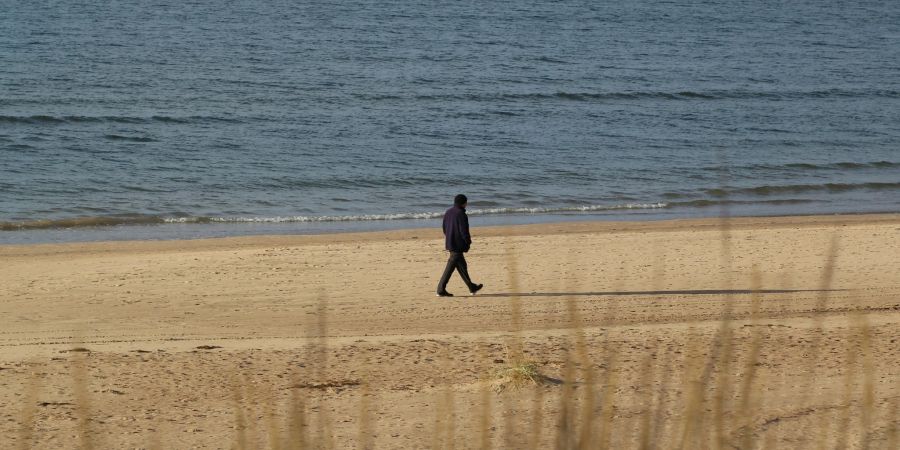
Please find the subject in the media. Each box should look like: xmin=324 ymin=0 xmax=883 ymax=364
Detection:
xmin=2 ymin=213 xmax=899 ymax=448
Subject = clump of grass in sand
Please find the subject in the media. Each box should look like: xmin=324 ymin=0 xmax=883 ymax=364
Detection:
xmin=491 ymin=361 xmax=547 ymax=393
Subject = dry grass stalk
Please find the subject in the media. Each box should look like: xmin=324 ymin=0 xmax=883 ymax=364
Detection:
xmin=651 ymin=245 xmax=667 ymax=292
xmin=594 ymin=245 xmax=625 ymax=450
xmin=72 ymin=349 xmax=96 ymax=450
xmin=231 ymin=373 xmax=249 ymax=450
xmin=635 ymin=350 xmax=656 ymax=450
xmin=313 ymin=291 xmax=334 ymax=450
xmin=569 ymin=287 xmax=596 ymax=449
xmin=677 ymin=329 xmax=707 ymax=450
xmin=809 ymin=233 xmax=840 ymax=450
xmin=555 ymin=355 xmax=576 ymax=449
xmin=736 ymin=267 xmax=764 ymax=449
xmin=280 ymin=330 xmax=313 ymax=450
xmin=856 ymin=314 xmax=875 ymax=450
xmin=814 ymin=232 xmax=840 ymax=314
xmin=778 ymin=270 xmax=794 ymax=315
xmin=761 ymin=428 xmax=776 ymax=450
xmin=285 ymin=383 xmax=309 ymax=450
xmin=884 ymin=362 xmax=900 ymax=449
xmin=560 ymin=278 xmax=584 ymax=447
xmin=649 ymin=343 xmax=676 ymax=447
xmin=555 ymin=308 xmax=578 ymax=450
xmin=501 ymin=364 xmax=521 ymax=448
xmin=504 ymin=246 xmax=525 ymax=364
xmin=492 ymin=359 xmax=554 ymax=445
xmin=148 ymin=425 xmax=163 ymax=450
xmin=528 ymin=371 xmax=545 ymax=450
xmin=886 ymin=395 xmax=899 ymax=450
xmin=431 ymin=398 xmax=444 ymax=450
xmin=575 ymin=362 xmax=596 ymax=450
xmin=234 ymin=374 xmax=261 ymax=448
xmin=247 ymin=374 xmax=263 ymax=447
xmin=476 ymin=340 xmax=493 ymax=450
xmin=751 ymin=297 xmax=771 ymax=450
xmin=833 ymin=319 xmax=861 ymax=450
xmin=595 ymin=346 xmax=619 ymax=450
xmin=436 ymin=344 xmax=456 ymax=450
xmin=431 ymin=372 xmax=446 ymax=448
xmin=357 ymin=374 xmax=373 ymax=450
xmin=501 ymin=245 xmax=527 ymax=449
xmin=17 ymin=363 xmax=41 ymax=450
xmin=529 ymin=274 xmax=568 ymax=449
xmin=691 ymin=302 xmax=736 ymax=449
xmin=711 ymin=312 xmax=734 ymax=450
xmin=260 ymin=382 xmax=282 ymax=450
xmin=642 ymin=249 xmax=668 ymax=449
xmin=712 ymin=160 xmax=735 ymax=450
xmin=147 ymin=393 xmax=165 ymax=450
xmin=805 ymin=234 xmax=840 ymax=387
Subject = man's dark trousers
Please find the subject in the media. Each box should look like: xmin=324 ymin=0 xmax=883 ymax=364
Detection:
xmin=437 ymin=251 xmax=476 ymax=293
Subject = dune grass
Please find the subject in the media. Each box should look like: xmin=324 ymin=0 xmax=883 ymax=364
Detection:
xmin=490 ymin=361 xmax=544 ymax=393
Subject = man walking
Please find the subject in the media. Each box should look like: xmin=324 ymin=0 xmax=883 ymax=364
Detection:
xmin=436 ymin=194 xmax=483 ymax=297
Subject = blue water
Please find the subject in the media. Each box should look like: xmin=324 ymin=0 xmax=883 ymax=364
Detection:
xmin=2 ymin=0 xmax=899 ymax=244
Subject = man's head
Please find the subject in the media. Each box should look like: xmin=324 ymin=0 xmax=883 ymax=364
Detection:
xmin=454 ymin=194 xmax=468 ymax=207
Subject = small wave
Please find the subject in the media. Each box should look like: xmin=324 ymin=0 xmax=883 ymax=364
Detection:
xmin=707 ymin=182 xmax=900 ymax=197
xmin=701 ymin=160 xmax=900 ymax=173
xmin=789 ymin=161 xmax=900 ymax=170
xmin=670 ymin=199 xmax=818 ymax=208
xmin=534 ymin=56 xmax=572 ymax=64
xmin=104 ymin=134 xmax=157 ymax=142
xmin=675 ymin=91 xmax=717 ymax=99
xmin=0 ymin=115 xmax=241 ymax=125
xmin=1 ymin=203 xmax=668 ymax=231
xmin=834 ymin=162 xmax=868 ymax=169
xmin=6 ymin=143 xmax=35 ymax=150
xmin=150 ymin=116 xmax=189 ymax=124
xmin=0 ymin=115 xmax=66 ymax=124
xmin=362 ymin=88 xmax=900 ymax=103
xmin=259 ymin=170 xmax=605 ymax=191
xmin=167 ymin=203 xmax=669 ymax=224
xmin=783 ymin=163 xmax=820 ymax=169
xmin=468 ymin=203 xmax=668 ymax=216
xmin=0 ymin=215 xmax=166 ymax=231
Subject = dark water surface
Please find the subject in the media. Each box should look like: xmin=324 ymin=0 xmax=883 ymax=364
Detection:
xmin=2 ymin=0 xmax=899 ymax=243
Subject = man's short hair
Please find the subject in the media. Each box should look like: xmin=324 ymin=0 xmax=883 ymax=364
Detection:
xmin=454 ymin=194 xmax=468 ymax=206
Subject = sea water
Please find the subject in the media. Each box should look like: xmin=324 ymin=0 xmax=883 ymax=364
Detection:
xmin=2 ymin=0 xmax=899 ymax=244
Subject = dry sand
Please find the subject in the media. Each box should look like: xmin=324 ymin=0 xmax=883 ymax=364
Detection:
xmin=1 ymin=213 xmax=899 ymax=448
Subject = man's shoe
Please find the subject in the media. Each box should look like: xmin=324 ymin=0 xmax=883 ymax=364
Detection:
xmin=469 ymin=284 xmax=483 ymax=295
xmin=436 ymin=291 xmax=454 ymax=297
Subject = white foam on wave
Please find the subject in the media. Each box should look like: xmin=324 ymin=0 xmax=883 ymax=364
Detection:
xmin=160 ymin=202 xmax=669 ymax=224
xmin=470 ymin=202 xmax=668 ymax=216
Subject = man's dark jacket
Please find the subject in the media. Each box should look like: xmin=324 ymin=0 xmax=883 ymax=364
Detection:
xmin=442 ymin=205 xmax=471 ymax=252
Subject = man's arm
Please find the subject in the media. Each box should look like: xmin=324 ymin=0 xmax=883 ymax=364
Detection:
xmin=461 ymin=213 xmax=471 ymax=245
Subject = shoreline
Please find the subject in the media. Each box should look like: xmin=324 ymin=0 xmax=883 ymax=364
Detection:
xmin=2 ymin=211 xmax=899 ymax=255
xmin=2 ymin=203 xmax=899 ymax=246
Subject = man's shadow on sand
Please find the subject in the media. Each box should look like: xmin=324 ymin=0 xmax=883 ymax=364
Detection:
xmin=472 ymin=288 xmax=847 ymax=298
